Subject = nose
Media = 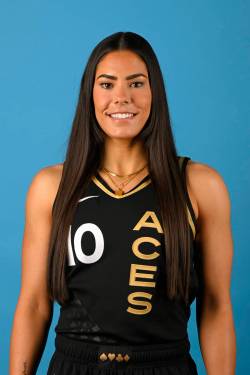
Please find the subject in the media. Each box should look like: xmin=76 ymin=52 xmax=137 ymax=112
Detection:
xmin=113 ymin=84 xmax=130 ymax=104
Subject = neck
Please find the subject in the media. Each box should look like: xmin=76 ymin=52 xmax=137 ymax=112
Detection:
xmin=99 ymin=138 xmax=148 ymax=175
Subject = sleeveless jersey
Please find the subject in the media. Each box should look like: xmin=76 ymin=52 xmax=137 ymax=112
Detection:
xmin=54 ymin=156 xmax=200 ymax=344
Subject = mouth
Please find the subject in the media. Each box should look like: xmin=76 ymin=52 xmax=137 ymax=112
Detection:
xmin=106 ymin=112 xmax=138 ymax=121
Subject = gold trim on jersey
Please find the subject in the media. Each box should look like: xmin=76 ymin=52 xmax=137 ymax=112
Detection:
xmin=91 ymin=162 xmax=196 ymax=240
xmin=187 ymin=207 xmax=196 ymax=239
xmin=91 ymin=175 xmax=152 ymax=199
xmin=178 ymin=156 xmax=197 ymax=239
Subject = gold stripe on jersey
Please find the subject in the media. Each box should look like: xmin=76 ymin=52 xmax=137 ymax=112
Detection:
xmin=187 ymin=207 xmax=196 ymax=239
xmin=92 ymin=158 xmax=196 ymax=240
xmin=178 ymin=156 xmax=196 ymax=239
xmin=91 ymin=175 xmax=152 ymax=199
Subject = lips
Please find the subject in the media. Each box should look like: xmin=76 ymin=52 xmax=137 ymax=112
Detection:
xmin=106 ymin=111 xmax=138 ymax=116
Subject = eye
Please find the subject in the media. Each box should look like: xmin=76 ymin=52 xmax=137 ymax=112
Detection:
xmin=130 ymin=81 xmax=144 ymax=88
xmin=99 ymin=81 xmax=144 ymax=89
xmin=100 ymin=82 xmax=112 ymax=89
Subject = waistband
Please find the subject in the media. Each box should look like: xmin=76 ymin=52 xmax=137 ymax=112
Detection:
xmin=55 ymin=334 xmax=191 ymax=367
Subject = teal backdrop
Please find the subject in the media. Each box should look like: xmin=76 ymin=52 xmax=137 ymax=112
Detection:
xmin=1 ymin=1 xmax=249 ymax=373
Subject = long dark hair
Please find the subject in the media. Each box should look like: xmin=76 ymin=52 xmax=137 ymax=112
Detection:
xmin=47 ymin=31 xmax=193 ymax=307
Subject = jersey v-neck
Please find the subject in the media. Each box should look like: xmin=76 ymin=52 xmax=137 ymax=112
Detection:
xmin=91 ymin=171 xmax=152 ymax=199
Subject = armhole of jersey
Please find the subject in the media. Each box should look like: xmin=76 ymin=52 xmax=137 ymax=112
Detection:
xmin=178 ymin=156 xmax=198 ymax=239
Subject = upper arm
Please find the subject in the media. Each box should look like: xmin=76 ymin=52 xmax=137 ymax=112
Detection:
xmin=189 ymin=161 xmax=234 ymax=312
xmin=17 ymin=165 xmax=62 ymax=320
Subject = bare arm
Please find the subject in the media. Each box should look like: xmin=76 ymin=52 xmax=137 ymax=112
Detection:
xmin=9 ymin=165 xmax=62 ymax=375
xmin=189 ymin=161 xmax=236 ymax=374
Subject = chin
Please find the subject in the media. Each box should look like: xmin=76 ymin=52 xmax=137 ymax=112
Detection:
xmin=104 ymin=129 xmax=141 ymax=140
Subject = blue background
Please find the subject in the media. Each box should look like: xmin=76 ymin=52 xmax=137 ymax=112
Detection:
xmin=1 ymin=1 xmax=249 ymax=373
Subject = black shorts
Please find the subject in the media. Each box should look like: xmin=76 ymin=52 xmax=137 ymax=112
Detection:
xmin=47 ymin=334 xmax=198 ymax=374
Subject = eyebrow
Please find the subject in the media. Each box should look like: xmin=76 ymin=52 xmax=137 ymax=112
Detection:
xmin=96 ymin=73 xmax=148 ymax=80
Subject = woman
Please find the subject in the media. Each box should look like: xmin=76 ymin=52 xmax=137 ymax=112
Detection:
xmin=9 ymin=31 xmax=236 ymax=374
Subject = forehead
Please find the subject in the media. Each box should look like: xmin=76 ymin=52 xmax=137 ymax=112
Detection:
xmin=95 ymin=50 xmax=148 ymax=75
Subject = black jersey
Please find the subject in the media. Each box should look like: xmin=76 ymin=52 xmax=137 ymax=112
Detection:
xmin=54 ymin=156 xmax=199 ymax=345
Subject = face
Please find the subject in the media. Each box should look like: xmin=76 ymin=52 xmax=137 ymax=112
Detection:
xmin=92 ymin=50 xmax=152 ymax=141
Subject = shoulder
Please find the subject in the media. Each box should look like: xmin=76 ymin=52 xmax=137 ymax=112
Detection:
xmin=26 ymin=163 xmax=64 ymax=213
xmin=186 ymin=158 xmax=225 ymax=185
xmin=185 ymin=159 xmax=231 ymax=233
